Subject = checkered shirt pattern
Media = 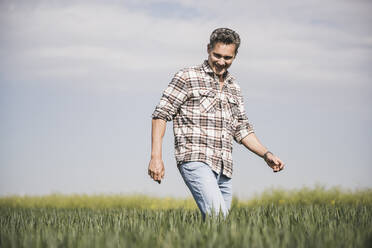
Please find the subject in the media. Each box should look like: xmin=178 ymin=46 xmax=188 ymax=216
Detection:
xmin=152 ymin=60 xmax=254 ymax=178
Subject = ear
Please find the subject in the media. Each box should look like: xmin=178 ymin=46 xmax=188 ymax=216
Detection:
xmin=207 ymin=44 xmax=211 ymax=53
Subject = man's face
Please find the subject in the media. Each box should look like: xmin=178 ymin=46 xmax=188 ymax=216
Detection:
xmin=207 ymin=42 xmax=236 ymax=76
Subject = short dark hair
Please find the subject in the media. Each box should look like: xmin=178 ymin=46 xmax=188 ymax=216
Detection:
xmin=209 ymin=28 xmax=241 ymax=55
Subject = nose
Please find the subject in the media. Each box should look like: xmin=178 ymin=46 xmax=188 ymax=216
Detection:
xmin=217 ymin=58 xmax=225 ymax=66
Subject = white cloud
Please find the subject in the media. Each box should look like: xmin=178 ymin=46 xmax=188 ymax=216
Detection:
xmin=0 ymin=0 xmax=371 ymax=92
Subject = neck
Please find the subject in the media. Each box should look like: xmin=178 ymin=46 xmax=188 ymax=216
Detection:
xmin=219 ymin=74 xmax=224 ymax=82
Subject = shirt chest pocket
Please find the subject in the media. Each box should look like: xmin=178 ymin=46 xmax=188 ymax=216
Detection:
xmin=199 ymin=90 xmax=217 ymax=114
xmin=227 ymin=96 xmax=240 ymax=118
xmin=186 ymin=89 xmax=217 ymax=114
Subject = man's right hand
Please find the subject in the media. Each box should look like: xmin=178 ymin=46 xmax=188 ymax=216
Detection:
xmin=148 ymin=158 xmax=165 ymax=184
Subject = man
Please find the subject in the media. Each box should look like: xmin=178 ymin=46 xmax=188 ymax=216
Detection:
xmin=148 ymin=28 xmax=284 ymax=219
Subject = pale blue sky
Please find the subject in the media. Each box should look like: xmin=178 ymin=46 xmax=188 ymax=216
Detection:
xmin=1 ymin=0 xmax=371 ymax=198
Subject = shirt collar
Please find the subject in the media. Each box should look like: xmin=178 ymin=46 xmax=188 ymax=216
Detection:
xmin=201 ymin=60 xmax=234 ymax=84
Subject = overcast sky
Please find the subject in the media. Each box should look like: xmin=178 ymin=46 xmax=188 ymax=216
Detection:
xmin=1 ymin=0 xmax=371 ymax=198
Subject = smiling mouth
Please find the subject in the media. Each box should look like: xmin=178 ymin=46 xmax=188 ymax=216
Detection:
xmin=214 ymin=64 xmax=225 ymax=71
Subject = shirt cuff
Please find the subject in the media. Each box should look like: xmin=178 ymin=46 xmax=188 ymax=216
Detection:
xmin=234 ymin=124 xmax=254 ymax=144
xmin=151 ymin=109 xmax=172 ymax=121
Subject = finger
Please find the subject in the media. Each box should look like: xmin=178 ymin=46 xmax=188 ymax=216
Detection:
xmin=149 ymin=171 xmax=155 ymax=179
xmin=151 ymin=171 xmax=159 ymax=180
xmin=154 ymin=172 xmax=162 ymax=181
xmin=275 ymin=159 xmax=284 ymax=170
xmin=153 ymin=175 xmax=161 ymax=184
xmin=153 ymin=173 xmax=159 ymax=181
xmin=152 ymin=172 xmax=159 ymax=181
xmin=149 ymin=168 xmax=157 ymax=176
xmin=274 ymin=158 xmax=279 ymax=166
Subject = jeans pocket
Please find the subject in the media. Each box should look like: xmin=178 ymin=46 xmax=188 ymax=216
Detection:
xmin=180 ymin=161 xmax=206 ymax=172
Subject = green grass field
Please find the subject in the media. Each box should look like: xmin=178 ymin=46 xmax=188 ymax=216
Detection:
xmin=1 ymin=187 xmax=371 ymax=248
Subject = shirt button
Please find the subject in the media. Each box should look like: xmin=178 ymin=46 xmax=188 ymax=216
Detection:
xmin=222 ymin=135 xmax=225 ymax=138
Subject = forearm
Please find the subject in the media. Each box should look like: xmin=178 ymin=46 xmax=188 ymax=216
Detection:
xmin=241 ymin=133 xmax=269 ymax=158
xmin=151 ymin=118 xmax=167 ymax=159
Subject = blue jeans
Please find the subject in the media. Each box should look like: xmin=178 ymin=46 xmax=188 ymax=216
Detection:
xmin=178 ymin=161 xmax=232 ymax=219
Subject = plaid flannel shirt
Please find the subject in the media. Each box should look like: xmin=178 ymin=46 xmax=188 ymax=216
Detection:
xmin=152 ymin=60 xmax=254 ymax=178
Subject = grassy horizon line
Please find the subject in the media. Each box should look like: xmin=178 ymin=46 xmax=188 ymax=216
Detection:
xmin=1 ymin=186 xmax=371 ymax=209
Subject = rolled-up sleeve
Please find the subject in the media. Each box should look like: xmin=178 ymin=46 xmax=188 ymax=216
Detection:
xmin=152 ymin=70 xmax=188 ymax=121
xmin=233 ymin=88 xmax=254 ymax=144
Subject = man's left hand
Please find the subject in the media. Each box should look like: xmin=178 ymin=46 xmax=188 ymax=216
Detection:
xmin=264 ymin=153 xmax=285 ymax=173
